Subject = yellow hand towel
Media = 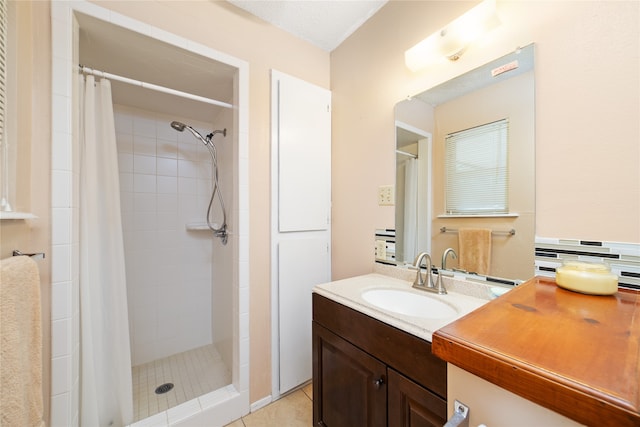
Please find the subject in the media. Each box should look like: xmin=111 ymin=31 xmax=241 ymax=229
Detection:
xmin=458 ymin=228 xmax=492 ymax=275
xmin=1 ymin=256 xmax=44 ymax=427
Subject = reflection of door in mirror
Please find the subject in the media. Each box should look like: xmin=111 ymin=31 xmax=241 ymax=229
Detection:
xmin=395 ymin=119 xmax=431 ymax=266
xmin=394 ymin=44 xmax=535 ymax=281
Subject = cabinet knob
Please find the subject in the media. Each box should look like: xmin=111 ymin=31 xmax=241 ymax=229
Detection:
xmin=373 ymin=377 xmax=384 ymax=389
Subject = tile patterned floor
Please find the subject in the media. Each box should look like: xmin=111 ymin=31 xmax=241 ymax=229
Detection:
xmin=132 ymin=344 xmax=231 ymax=422
xmin=225 ymin=383 xmax=313 ymax=427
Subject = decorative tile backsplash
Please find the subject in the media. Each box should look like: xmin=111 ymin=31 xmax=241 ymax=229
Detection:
xmin=375 ymin=229 xmax=396 ymax=264
xmin=535 ymin=237 xmax=640 ymax=291
xmin=374 ymin=231 xmax=640 ymax=291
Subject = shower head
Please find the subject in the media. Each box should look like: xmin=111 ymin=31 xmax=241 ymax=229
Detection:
xmin=207 ymin=129 xmax=227 ymax=139
xmin=171 ymin=121 xmax=186 ymax=132
xmin=170 ymin=121 xmax=209 ymax=146
xmin=170 ymin=121 xmax=226 ymax=146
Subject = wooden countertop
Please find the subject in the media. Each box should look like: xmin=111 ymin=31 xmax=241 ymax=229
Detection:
xmin=432 ymin=276 xmax=640 ymax=426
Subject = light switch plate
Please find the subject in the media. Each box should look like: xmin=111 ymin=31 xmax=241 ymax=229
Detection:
xmin=378 ymin=185 xmax=394 ymax=206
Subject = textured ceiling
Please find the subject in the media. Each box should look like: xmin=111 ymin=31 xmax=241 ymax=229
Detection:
xmin=228 ymin=0 xmax=388 ymax=51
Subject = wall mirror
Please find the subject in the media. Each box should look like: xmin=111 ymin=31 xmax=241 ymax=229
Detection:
xmin=393 ymin=44 xmax=535 ymax=282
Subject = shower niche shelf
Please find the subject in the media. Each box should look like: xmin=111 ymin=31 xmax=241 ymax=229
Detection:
xmin=186 ymin=222 xmax=216 ymax=231
xmin=0 ymin=211 xmax=37 ymax=220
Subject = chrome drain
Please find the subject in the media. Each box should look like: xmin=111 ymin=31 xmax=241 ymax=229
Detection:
xmin=155 ymin=383 xmax=174 ymax=394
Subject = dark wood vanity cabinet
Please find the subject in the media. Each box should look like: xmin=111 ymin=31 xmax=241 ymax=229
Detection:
xmin=387 ymin=369 xmax=447 ymax=427
xmin=313 ymin=323 xmax=387 ymax=427
xmin=313 ymin=293 xmax=447 ymax=427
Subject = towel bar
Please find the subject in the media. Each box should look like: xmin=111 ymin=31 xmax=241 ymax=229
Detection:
xmin=440 ymin=227 xmax=515 ymax=236
xmin=12 ymin=250 xmax=45 ymax=260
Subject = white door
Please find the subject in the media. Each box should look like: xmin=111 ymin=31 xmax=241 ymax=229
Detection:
xmin=271 ymin=70 xmax=331 ymax=397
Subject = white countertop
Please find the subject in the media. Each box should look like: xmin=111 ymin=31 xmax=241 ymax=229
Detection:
xmin=313 ymin=271 xmax=493 ymax=342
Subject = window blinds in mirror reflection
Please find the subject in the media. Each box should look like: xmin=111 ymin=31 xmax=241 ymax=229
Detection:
xmin=445 ymin=119 xmax=509 ymax=215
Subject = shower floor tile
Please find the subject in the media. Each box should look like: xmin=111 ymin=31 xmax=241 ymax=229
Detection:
xmin=132 ymin=344 xmax=231 ymax=422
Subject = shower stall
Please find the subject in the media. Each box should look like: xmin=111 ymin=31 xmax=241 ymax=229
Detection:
xmin=111 ymin=105 xmax=234 ymax=422
xmin=49 ymin=3 xmax=249 ymax=425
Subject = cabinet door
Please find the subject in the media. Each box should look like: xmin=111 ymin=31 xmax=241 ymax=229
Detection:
xmin=388 ymin=369 xmax=447 ymax=427
xmin=313 ymin=322 xmax=387 ymax=427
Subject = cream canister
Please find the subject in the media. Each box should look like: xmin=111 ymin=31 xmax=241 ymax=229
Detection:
xmin=555 ymin=260 xmax=618 ymax=295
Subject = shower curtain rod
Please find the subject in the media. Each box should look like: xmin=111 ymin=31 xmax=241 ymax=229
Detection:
xmin=396 ymin=149 xmax=418 ymax=159
xmin=79 ymin=65 xmax=233 ymax=109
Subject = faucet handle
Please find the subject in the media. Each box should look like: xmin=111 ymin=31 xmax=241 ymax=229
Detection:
xmin=413 ymin=252 xmax=432 ymax=268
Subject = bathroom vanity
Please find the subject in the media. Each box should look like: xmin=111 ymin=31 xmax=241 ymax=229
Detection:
xmin=312 ymin=272 xmax=640 ymax=426
xmin=313 ymin=294 xmax=446 ymax=426
xmin=311 ymin=273 xmax=490 ymax=426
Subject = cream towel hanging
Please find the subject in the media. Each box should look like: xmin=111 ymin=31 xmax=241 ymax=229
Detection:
xmin=458 ymin=228 xmax=492 ymax=275
xmin=0 ymin=255 xmax=44 ymax=427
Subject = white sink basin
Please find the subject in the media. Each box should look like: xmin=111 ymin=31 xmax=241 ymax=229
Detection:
xmin=361 ymin=289 xmax=458 ymax=319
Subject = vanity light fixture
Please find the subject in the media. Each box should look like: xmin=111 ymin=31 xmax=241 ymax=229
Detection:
xmin=405 ymin=0 xmax=501 ymax=72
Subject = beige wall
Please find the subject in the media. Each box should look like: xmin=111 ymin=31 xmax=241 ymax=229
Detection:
xmin=331 ymin=0 xmax=640 ymax=279
xmin=0 ymin=1 xmax=52 ymax=422
xmin=448 ymin=364 xmax=583 ymax=426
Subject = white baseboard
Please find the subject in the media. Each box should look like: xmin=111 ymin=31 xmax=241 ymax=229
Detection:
xmin=250 ymin=395 xmax=272 ymax=413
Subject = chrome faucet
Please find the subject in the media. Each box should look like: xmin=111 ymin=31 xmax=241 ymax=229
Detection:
xmin=442 ymin=248 xmax=458 ymax=270
xmin=412 ymin=252 xmax=447 ymax=294
xmin=433 ymin=269 xmax=449 ymax=295
xmin=412 ymin=252 xmax=434 ymax=289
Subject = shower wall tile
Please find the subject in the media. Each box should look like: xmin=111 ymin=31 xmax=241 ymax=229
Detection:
xmin=114 ymin=111 xmax=133 ymax=134
xmin=157 ymin=212 xmax=178 ymax=230
xmin=134 ymin=135 xmax=157 ymax=156
xmin=157 ymin=194 xmax=178 ymax=211
xmin=178 ymin=159 xmax=198 ymax=178
xmin=157 ymin=230 xmax=180 ymax=247
xmin=116 ymin=132 xmax=134 ymax=152
xmin=51 ymin=318 xmax=71 ymax=358
xmin=115 ymin=105 xmax=215 ymax=366
xmin=133 ymin=211 xmax=157 ymax=231
xmin=157 ymin=138 xmax=178 ymax=159
xmin=50 ymin=393 xmax=70 ymax=427
xmin=52 ymin=208 xmax=72 ymax=245
xmin=197 ymin=179 xmax=213 ymax=198
xmin=134 ymin=193 xmax=157 ymax=212
xmin=157 ymin=176 xmax=178 ymax=194
xmin=51 ymin=244 xmax=72 ymax=284
xmin=118 ymin=153 xmax=134 ymax=172
xmin=133 ymin=174 xmax=156 ymax=193
xmin=179 ymin=177 xmax=198 ymax=195
xmin=120 ymin=172 xmax=134 ymax=192
xmin=51 ymin=355 xmax=71 ymax=396
xmin=156 ymin=122 xmax=178 ymax=141
xmin=178 ymin=142 xmax=199 ymax=161
xmin=52 ymin=57 xmax=72 ymax=97
xmin=52 ymin=131 xmax=72 ymax=171
xmin=121 ymin=210 xmax=134 ymax=232
xmin=51 ymin=281 xmax=72 ymax=321
xmin=133 ymin=116 xmax=157 ymax=137
xmin=52 ymin=94 xmax=72 ymax=134
xmin=134 ymin=155 xmax=157 ymax=175
xmin=52 ymin=170 xmax=72 ymax=208
xmin=157 ymin=157 xmax=178 ymax=176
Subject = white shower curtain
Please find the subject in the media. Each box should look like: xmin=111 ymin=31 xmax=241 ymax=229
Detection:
xmin=79 ymin=75 xmax=133 ymax=426
xmin=403 ymin=158 xmax=418 ymax=263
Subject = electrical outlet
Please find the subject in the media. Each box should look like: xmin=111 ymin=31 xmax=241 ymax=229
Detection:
xmin=454 ymin=400 xmax=469 ymax=418
xmin=378 ymin=185 xmax=394 ymax=206
xmin=375 ymin=240 xmax=387 ymax=259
